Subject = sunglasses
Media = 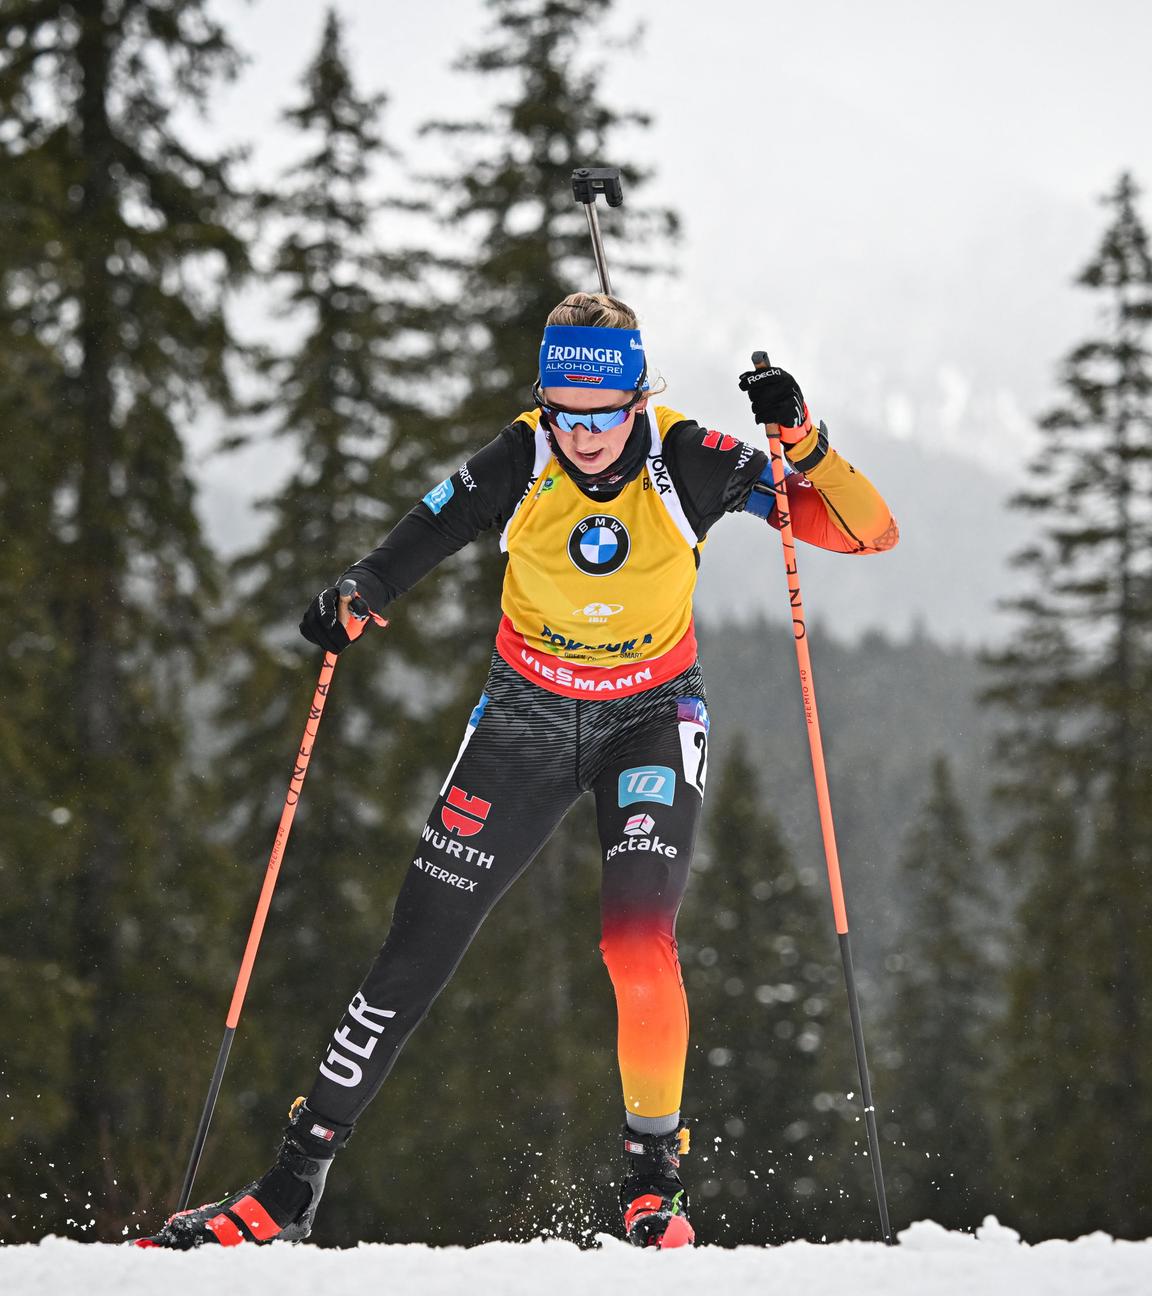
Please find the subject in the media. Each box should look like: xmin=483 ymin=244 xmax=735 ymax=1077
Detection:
xmin=543 ymin=404 xmax=634 ymax=434
xmin=534 ymin=376 xmax=647 ymax=436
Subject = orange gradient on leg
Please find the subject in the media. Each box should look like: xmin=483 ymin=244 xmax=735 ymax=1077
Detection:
xmin=599 ymin=915 xmax=689 ymax=1118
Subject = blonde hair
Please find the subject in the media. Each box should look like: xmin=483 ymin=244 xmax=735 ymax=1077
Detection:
xmin=546 ymin=291 xmax=638 ymax=329
xmin=544 ymin=292 xmax=667 ymax=395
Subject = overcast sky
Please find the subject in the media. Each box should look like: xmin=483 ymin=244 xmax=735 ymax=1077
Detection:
xmin=197 ymin=0 xmax=1152 ymax=463
xmin=187 ymin=0 xmax=1152 ymax=640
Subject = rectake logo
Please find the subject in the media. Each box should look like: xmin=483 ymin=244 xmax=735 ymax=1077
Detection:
xmin=606 ymin=811 xmax=678 ymax=861
xmin=618 ymin=765 xmax=676 ymax=808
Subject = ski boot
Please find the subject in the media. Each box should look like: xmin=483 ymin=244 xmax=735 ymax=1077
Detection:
xmin=619 ymin=1124 xmax=695 ymax=1248
xmin=136 ymin=1098 xmax=352 ymax=1249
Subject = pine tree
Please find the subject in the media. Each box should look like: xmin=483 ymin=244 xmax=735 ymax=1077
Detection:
xmin=984 ymin=173 xmax=1152 ymax=1238
xmin=0 ymin=0 xmax=249 ymax=1236
xmin=208 ymin=8 xmax=465 ymax=1241
xmin=877 ymin=755 xmax=998 ymax=1230
xmin=0 ymin=308 xmax=81 ymax=1181
xmin=679 ymin=734 xmax=859 ymax=1243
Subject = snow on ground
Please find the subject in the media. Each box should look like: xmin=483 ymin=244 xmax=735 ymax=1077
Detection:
xmin=3 ymin=1218 xmax=1151 ymax=1296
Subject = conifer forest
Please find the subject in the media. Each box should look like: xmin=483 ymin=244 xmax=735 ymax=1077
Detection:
xmin=3 ymin=0 xmax=1152 ymax=1252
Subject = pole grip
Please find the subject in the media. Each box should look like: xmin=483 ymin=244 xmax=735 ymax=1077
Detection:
xmin=572 ymin=166 xmax=621 ymax=296
xmin=571 ymin=166 xmax=623 ymax=206
xmin=338 ymin=578 xmax=387 ymax=642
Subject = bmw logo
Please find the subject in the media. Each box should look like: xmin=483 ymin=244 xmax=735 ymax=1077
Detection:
xmin=568 ymin=515 xmax=631 ymax=576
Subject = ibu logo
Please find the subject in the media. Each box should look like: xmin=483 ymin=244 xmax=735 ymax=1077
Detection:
xmin=618 ymin=766 xmax=676 ymax=808
xmin=575 ymin=601 xmax=623 ymax=624
xmin=568 ymin=515 xmax=631 ymax=576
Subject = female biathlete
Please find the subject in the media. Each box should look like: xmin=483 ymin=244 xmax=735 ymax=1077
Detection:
xmin=144 ymin=292 xmax=897 ymax=1251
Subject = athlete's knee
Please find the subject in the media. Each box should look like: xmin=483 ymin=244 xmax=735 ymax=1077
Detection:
xmin=599 ymin=918 xmax=683 ymax=989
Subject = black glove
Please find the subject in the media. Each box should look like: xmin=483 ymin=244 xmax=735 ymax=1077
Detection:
xmin=299 ymin=585 xmax=352 ymax=655
xmin=737 ymin=365 xmax=810 ymax=438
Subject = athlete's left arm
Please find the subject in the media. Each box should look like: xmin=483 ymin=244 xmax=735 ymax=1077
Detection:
xmin=745 ymin=421 xmax=899 ymax=554
xmin=663 ymin=417 xmax=898 ymax=554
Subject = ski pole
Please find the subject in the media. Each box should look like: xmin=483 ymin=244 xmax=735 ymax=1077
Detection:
xmin=751 ymin=351 xmax=894 ymax=1244
xmin=572 ymin=166 xmax=623 ymax=294
xmin=175 ymin=580 xmax=385 ymax=1213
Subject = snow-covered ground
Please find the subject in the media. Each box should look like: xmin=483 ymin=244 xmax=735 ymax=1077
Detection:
xmin=3 ymin=1219 xmax=1151 ymax=1296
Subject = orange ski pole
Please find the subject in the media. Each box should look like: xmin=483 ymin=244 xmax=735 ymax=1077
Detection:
xmin=175 ymin=580 xmax=385 ymax=1212
xmin=751 ymin=352 xmax=893 ymax=1244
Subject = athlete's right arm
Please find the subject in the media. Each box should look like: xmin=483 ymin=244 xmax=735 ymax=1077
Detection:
xmin=337 ymin=423 xmax=536 ymax=616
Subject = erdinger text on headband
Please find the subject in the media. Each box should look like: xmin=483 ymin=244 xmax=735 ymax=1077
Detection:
xmin=539 ymin=323 xmax=646 ymax=390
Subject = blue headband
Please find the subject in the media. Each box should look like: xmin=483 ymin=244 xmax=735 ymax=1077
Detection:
xmin=539 ymin=324 xmax=646 ymax=390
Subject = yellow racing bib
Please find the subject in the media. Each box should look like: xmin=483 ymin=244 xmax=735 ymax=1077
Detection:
xmin=496 ymin=407 xmax=700 ymax=694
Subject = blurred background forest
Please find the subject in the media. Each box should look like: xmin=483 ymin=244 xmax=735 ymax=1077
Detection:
xmin=3 ymin=0 xmax=1152 ymax=1249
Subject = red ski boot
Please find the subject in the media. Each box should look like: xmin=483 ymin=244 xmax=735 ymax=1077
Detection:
xmin=619 ymin=1124 xmax=695 ymax=1248
xmin=136 ymin=1098 xmax=351 ymax=1249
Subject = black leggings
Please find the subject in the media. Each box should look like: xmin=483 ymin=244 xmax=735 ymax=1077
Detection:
xmin=306 ymin=654 xmax=710 ymax=1126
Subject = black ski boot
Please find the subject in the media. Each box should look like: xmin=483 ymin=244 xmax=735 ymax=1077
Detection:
xmin=619 ymin=1124 xmax=695 ymax=1248
xmin=137 ymin=1098 xmax=352 ymax=1249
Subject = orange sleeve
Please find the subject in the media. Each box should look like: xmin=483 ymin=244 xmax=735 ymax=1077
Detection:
xmin=770 ymin=432 xmax=898 ymax=554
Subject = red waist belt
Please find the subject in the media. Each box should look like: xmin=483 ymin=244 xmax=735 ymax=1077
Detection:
xmin=495 ymin=616 xmax=698 ymax=699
